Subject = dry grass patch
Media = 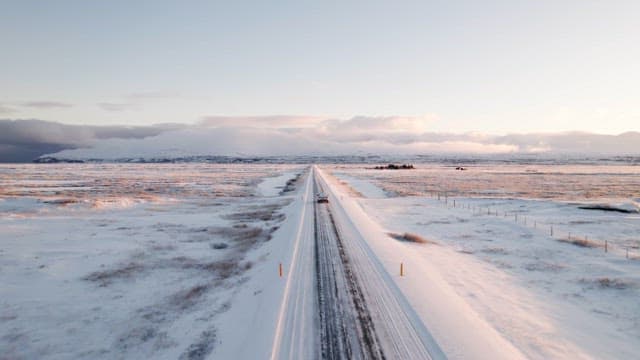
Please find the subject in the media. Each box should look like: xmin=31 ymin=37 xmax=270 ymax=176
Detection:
xmin=388 ymin=232 xmax=437 ymax=245
xmin=223 ymin=200 xmax=290 ymax=223
xmin=280 ymin=173 xmax=303 ymax=195
xmin=84 ymin=262 xmax=145 ymax=286
xmin=210 ymin=242 xmax=228 ymax=250
xmin=481 ymin=247 xmax=509 ymax=255
xmin=557 ymin=236 xmax=600 ymax=248
xmin=170 ymin=284 xmax=210 ymax=310
xmin=580 ymin=277 xmax=636 ymax=290
xmin=524 ymin=261 xmax=566 ymax=272
xmin=179 ymin=330 xmax=217 ymax=360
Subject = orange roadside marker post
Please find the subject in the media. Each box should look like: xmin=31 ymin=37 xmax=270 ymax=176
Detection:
xmin=400 ymin=262 xmax=404 ymax=277
xmin=279 ymin=263 xmax=283 ymax=277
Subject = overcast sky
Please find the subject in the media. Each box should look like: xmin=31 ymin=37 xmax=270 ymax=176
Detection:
xmin=2 ymin=0 xmax=639 ymax=135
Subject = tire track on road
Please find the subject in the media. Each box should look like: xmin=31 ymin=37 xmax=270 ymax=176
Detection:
xmin=314 ymin=179 xmax=385 ymax=360
xmin=315 ymin=167 xmax=446 ymax=360
xmin=272 ymin=167 xmax=444 ymax=360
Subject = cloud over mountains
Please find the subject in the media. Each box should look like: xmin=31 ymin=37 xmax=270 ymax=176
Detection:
xmin=0 ymin=119 xmax=183 ymax=162
xmin=1 ymin=117 xmax=639 ymax=162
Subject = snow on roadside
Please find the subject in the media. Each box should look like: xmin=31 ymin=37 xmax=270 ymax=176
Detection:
xmin=256 ymin=170 xmax=302 ymax=197
xmin=0 ymin=164 xmax=307 ymax=359
xmin=211 ymin=169 xmax=314 ymax=359
xmin=318 ymin=167 xmax=527 ymax=360
xmin=331 ymin=172 xmax=389 ymax=198
xmin=329 ymin=168 xmax=640 ymax=359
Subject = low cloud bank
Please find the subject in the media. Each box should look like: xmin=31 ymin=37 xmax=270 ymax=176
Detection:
xmin=0 ymin=119 xmax=183 ymax=162
xmin=1 ymin=117 xmax=639 ymax=162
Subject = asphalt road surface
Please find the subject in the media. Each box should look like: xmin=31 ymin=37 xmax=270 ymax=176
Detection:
xmin=271 ymin=166 xmax=445 ymax=360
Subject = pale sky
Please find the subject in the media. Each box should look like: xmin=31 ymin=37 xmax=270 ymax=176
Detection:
xmin=1 ymin=0 xmax=639 ymax=134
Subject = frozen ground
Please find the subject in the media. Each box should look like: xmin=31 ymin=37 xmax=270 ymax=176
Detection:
xmin=329 ymin=164 xmax=640 ymax=359
xmin=2 ymin=162 xmax=639 ymax=359
xmin=330 ymin=163 xmax=640 ymax=202
xmin=0 ymin=164 xmax=305 ymax=359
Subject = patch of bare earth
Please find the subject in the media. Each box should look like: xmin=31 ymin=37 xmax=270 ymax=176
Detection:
xmin=387 ymin=232 xmax=438 ymax=245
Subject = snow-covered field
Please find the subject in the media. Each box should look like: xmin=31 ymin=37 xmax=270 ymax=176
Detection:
xmin=2 ymin=162 xmax=639 ymax=359
xmin=0 ymin=164 xmax=305 ymax=359
xmin=329 ymin=164 xmax=640 ymax=359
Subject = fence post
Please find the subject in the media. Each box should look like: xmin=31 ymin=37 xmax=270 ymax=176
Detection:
xmin=400 ymin=262 xmax=404 ymax=277
xmin=279 ymin=263 xmax=283 ymax=277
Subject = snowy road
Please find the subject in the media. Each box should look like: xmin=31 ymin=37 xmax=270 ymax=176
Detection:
xmin=314 ymin=179 xmax=385 ymax=359
xmin=271 ymin=166 xmax=445 ymax=359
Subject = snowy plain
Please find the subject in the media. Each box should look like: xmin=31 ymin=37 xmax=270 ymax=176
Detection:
xmin=329 ymin=164 xmax=640 ymax=359
xmin=1 ymin=161 xmax=639 ymax=360
xmin=0 ymin=164 xmax=305 ymax=359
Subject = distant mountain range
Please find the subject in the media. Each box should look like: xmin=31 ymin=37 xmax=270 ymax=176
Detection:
xmin=2 ymin=118 xmax=640 ymax=163
xmin=33 ymin=154 xmax=640 ymax=165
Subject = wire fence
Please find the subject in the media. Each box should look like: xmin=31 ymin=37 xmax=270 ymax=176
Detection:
xmin=429 ymin=191 xmax=640 ymax=261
